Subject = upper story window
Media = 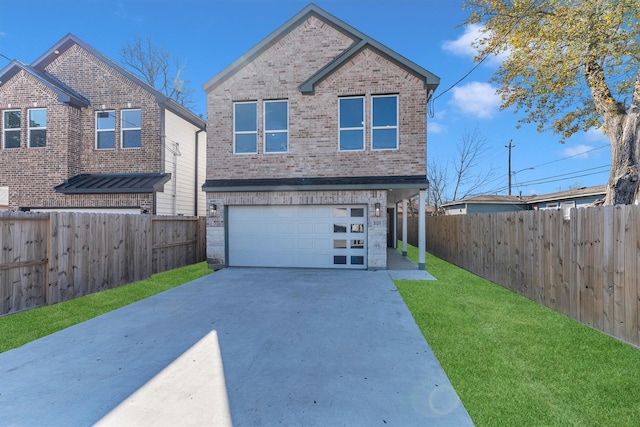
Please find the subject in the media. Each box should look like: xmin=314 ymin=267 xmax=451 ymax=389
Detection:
xmin=28 ymin=108 xmax=47 ymax=148
xmin=96 ymin=110 xmax=116 ymax=150
xmin=264 ymin=100 xmax=288 ymax=153
xmin=339 ymin=97 xmax=364 ymax=151
xmin=121 ymin=109 xmax=141 ymax=149
xmin=233 ymin=102 xmax=257 ymax=154
xmin=371 ymin=95 xmax=398 ymax=150
xmin=2 ymin=110 xmax=21 ymax=149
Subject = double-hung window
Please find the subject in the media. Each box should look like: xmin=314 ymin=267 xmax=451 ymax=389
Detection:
xmin=264 ymin=100 xmax=288 ymax=153
xmin=121 ymin=109 xmax=141 ymax=149
xmin=96 ymin=110 xmax=116 ymax=149
xmin=233 ymin=102 xmax=257 ymax=154
xmin=371 ymin=95 xmax=398 ymax=150
xmin=28 ymin=108 xmax=47 ymax=148
xmin=339 ymin=97 xmax=364 ymax=151
xmin=2 ymin=110 xmax=21 ymax=149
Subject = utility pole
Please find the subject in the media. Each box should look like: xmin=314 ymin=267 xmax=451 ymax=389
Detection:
xmin=505 ymin=140 xmax=515 ymax=195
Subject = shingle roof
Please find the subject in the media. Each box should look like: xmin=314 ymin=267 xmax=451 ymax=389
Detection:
xmin=55 ymin=173 xmax=171 ymax=194
xmin=0 ymin=60 xmax=90 ymax=108
xmin=202 ymin=3 xmax=440 ymax=94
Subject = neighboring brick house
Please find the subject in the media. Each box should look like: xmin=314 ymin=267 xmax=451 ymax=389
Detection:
xmin=203 ymin=4 xmax=439 ymax=269
xmin=0 ymin=34 xmax=206 ymax=215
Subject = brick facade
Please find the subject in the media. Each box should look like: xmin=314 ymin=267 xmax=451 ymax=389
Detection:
xmin=0 ymin=37 xmax=201 ymax=213
xmin=206 ymin=16 xmax=427 ymax=181
xmin=204 ymin=6 xmax=437 ymax=269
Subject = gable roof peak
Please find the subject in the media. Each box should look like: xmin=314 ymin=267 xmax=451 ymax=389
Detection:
xmin=203 ymin=2 xmax=440 ymax=94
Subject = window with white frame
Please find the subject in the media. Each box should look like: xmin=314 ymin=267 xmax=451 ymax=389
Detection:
xmin=339 ymin=97 xmax=364 ymax=151
xmin=0 ymin=186 xmax=8 ymax=209
xmin=264 ymin=100 xmax=288 ymax=153
xmin=2 ymin=110 xmax=21 ymax=149
xmin=28 ymin=108 xmax=47 ymax=148
xmin=96 ymin=110 xmax=116 ymax=149
xmin=233 ymin=102 xmax=257 ymax=154
xmin=121 ymin=109 xmax=141 ymax=149
xmin=371 ymin=95 xmax=398 ymax=150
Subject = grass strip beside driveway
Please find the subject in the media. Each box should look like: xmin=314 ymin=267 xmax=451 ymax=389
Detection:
xmin=395 ymin=246 xmax=640 ymax=426
xmin=0 ymin=262 xmax=212 ymax=353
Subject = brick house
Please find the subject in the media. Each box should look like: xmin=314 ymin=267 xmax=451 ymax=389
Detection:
xmin=203 ymin=4 xmax=439 ymax=269
xmin=0 ymin=34 xmax=206 ymax=215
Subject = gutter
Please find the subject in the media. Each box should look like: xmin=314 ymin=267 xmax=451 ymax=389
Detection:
xmin=194 ymin=128 xmax=205 ymax=216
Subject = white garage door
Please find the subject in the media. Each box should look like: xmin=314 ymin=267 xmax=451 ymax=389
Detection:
xmin=228 ymin=205 xmax=367 ymax=269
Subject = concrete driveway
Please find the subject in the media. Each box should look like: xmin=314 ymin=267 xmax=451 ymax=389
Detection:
xmin=0 ymin=268 xmax=473 ymax=426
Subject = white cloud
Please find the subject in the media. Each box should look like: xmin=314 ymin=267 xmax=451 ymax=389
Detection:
xmin=442 ymin=24 xmax=508 ymax=66
xmin=428 ymin=121 xmax=446 ymax=134
xmin=449 ymin=82 xmax=501 ymax=119
xmin=584 ymin=127 xmax=609 ymax=143
xmin=562 ymin=144 xmax=595 ymax=159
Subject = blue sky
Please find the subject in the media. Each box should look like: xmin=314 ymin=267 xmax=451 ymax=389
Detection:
xmin=0 ymin=0 xmax=611 ymax=198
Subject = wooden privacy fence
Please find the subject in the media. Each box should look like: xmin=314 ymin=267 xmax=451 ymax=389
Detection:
xmin=402 ymin=206 xmax=640 ymax=347
xmin=0 ymin=211 xmax=206 ymax=316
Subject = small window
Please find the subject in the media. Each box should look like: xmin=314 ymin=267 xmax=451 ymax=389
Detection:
xmin=121 ymin=109 xmax=141 ymax=149
xmin=333 ymin=224 xmax=347 ymax=233
xmin=333 ymin=207 xmax=348 ymax=217
xmin=234 ymin=102 xmax=257 ymax=154
xmin=28 ymin=108 xmax=47 ymax=148
xmin=96 ymin=110 xmax=116 ymax=149
xmin=351 ymin=208 xmax=364 ymax=217
xmin=264 ymin=100 xmax=288 ymax=153
xmin=3 ymin=110 xmax=21 ymax=149
xmin=372 ymin=95 xmax=398 ymax=150
xmin=0 ymin=186 xmax=8 ymax=208
xmin=351 ymin=224 xmax=364 ymax=233
xmin=333 ymin=255 xmax=347 ymax=265
xmin=351 ymin=256 xmax=364 ymax=265
xmin=339 ymin=97 xmax=364 ymax=151
xmin=333 ymin=240 xmax=347 ymax=249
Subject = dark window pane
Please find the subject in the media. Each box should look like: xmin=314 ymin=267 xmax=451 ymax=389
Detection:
xmin=372 ymin=96 xmax=397 ymax=127
xmin=97 ymin=131 xmax=115 ymax=149
xmin=235 ymin=103 xmax=257 ymax=132
xmin=235 ymin=133 xmax=257 ymax=153
xmin=4 ymin=130 xmax=20 ymax=148
xmin=372 ymin=128 xmax=397 ymax=149
xmin=265 ymin=101 xmax=287 ymax=131
xmin=351 ymin=256 xmax=364 ymax=265
xmin=334 ymin=224 xmax=347 ymax=233
xmin=29 ymin=130 xmax=46 ymax=147
xmin=339 ymin=97 xmax=363 ymax=128
xmin=334 ymin=255 xmax=347 ymax=265
xmin=265 ymin=132 xmax=287 ymax=152
xmin=123 ymin=130 xmax=141 ymax=148
xmin=4 ymin=111 xmax=20 ymax=128
xmin=339 ymin=130 xmax=363 ymax=150
xmin=351 ymin=208 xmax=364 ymax=217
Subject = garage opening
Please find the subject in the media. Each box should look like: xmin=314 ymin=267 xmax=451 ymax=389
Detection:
xmin=228 ymin=205 xmax=367 ymax=269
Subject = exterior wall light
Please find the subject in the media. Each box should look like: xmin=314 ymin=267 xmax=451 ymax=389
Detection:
xmin=210 ymin=203 xmax=217 ymax=216
xmin=375 ymin=202 xmax=381 ymax=217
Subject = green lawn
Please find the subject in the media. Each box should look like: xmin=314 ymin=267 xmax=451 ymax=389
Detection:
xmin=396 ymin=245 xmax=640 ymax=426
xmin=0 ymin=262 xmax=212 ymax=353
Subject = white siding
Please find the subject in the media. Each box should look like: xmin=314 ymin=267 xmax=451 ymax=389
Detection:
xmin=156 ymin=110 xmax=206 ymax=216
xmin=0 ymin=187 xmax=8 ymax=209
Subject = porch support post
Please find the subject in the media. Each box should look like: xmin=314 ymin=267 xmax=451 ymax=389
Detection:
xmin=418 ymin=190 xmax=426 ymax=270
xmin=402 ymin=199 xmax=408 ymax=256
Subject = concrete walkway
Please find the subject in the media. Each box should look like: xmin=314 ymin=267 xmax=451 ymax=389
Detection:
xmin=0 ymin=267 xmax=472 ymax=426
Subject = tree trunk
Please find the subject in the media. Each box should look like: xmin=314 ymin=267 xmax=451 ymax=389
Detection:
xmin=586 ymin=63 xmax=640 ymax=205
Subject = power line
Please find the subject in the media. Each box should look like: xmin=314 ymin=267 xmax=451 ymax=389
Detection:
xmin=432 ymin=0 xmax=539 ymax=101
xmin=486 ymin=165 xmax=610 ymax=194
